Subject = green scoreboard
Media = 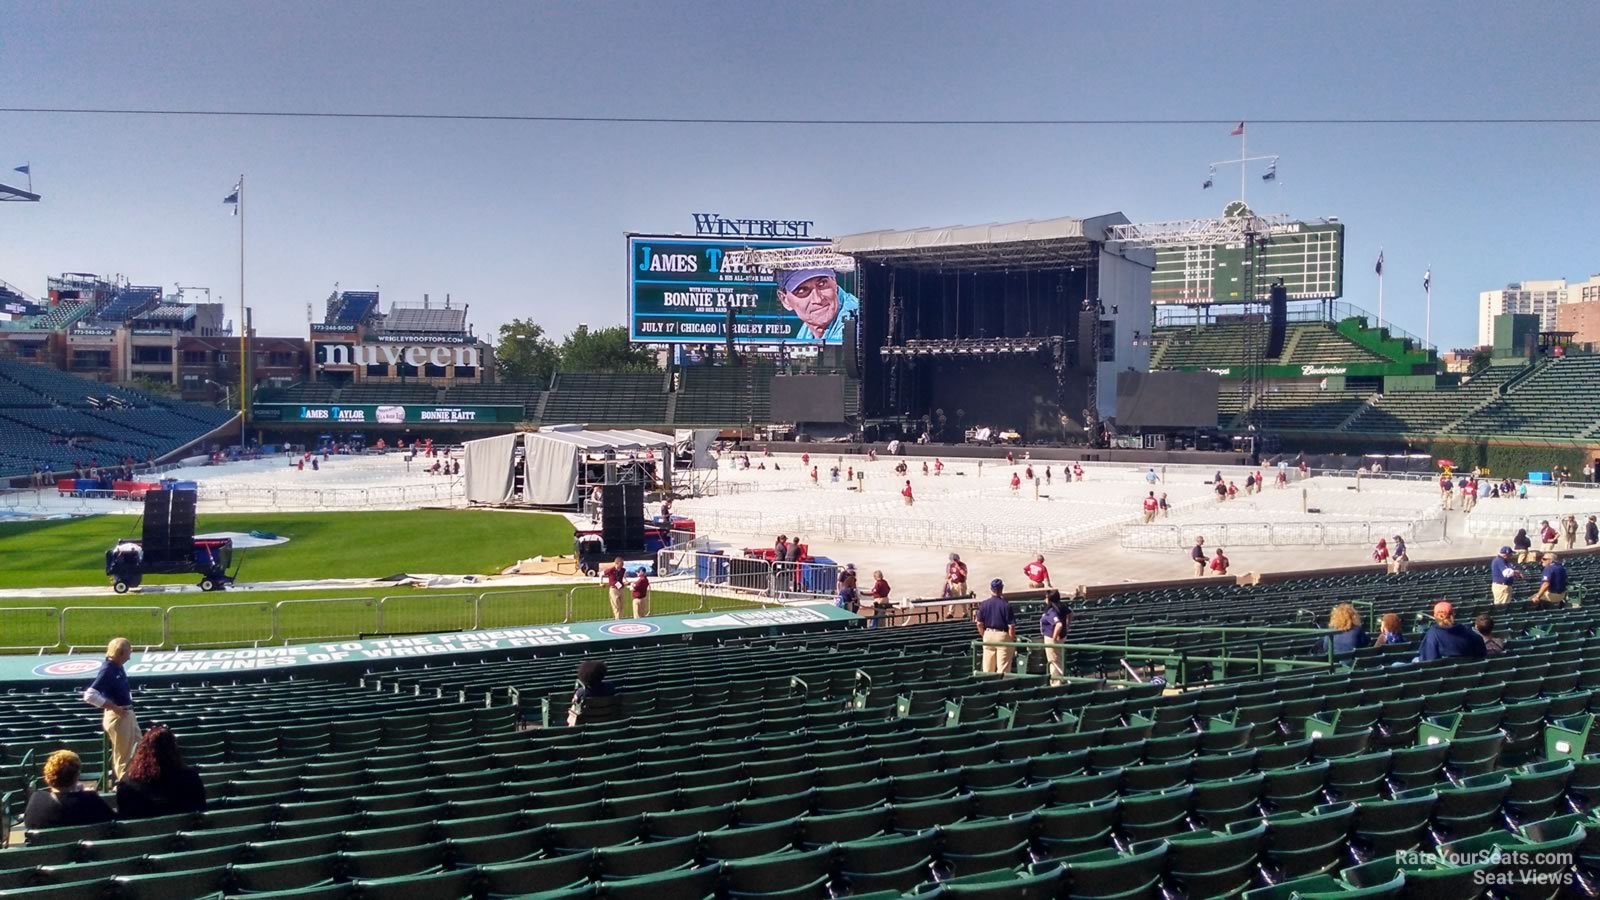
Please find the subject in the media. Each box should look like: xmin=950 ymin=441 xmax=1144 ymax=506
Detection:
xmin=1151 ymin=221 xmax=1345 ymax=304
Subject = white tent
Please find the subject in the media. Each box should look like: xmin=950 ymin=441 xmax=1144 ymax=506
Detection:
xmin=462 ymin=426 xmax=674 ymax=506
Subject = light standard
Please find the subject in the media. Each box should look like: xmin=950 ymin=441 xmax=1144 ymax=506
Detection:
xmin=203 ymin=378 xmax=232 ymax=409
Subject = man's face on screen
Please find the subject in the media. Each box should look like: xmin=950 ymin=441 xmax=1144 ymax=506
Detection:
xmin=780 ymin=274 xmax=839 ymax=333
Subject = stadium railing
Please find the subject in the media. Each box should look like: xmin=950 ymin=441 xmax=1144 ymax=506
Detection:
xmin=0 ymin=479 xmax=466 ymax=514
xmin=8 ymin=582 xmax=749 ymax=654
xmin=963 ymin=637 xmax=1336 ymax=691
xmin=1118 ymin=514 xmax=1443 ymax=551
xmin=670 ymin=550 xmax=847 ymax=603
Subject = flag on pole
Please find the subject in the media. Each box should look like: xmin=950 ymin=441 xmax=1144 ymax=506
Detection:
xmin=1375 ymin=250 xmax=1384 ymax=276
xmin=1423 ymin=268 xmax=1431 ymax=292
xmin=11 ymin=165 xmax=27 ymax=175
xmin=1261 ymin=159 xmax=1277 ymax=181
xmin=1230 ymin=121 xmax=1245 ymax=136
xmin=223 ymin=180 xmax=240 ymax=215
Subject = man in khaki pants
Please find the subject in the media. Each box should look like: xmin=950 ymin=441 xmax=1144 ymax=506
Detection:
xmin=83 ymin=637 xmax=138 ymax=786
xmin=974 ymin=579 xmax=1016 ymax=674
xmin=602 ymin=557 xmax=627 ymax=619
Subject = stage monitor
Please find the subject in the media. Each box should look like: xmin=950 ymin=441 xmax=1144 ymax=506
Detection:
xmin=771 ymin=374 xmax=846 ymax=423
xmin=1150 ymin=220 xmax=1345 ymax=304
xmin=1115 ymin=370 xmax=1219 ymax=429
xmin=627 ymin=234 xmax=860 ymax=345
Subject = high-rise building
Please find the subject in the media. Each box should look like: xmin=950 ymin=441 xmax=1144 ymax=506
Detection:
xmin=1555 ymin=275 xmax=1600 ymax=345
xmin=1477 ymin=279 xmax=1569 ymax=346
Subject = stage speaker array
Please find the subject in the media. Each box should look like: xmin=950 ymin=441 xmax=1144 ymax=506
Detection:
xmin=1075 ymin=309 xmax=1099 ymax=373
xmin=141 ymin=489 xmax=197 ymax=563
xmin=600 ymin=484 xmax=645 ymax=553
xmin=843 ymin=315 xmax=860 ymax=379
xmin=1266 ymin=282 xmax=1288 ymax=359
xmin=724 ymin=308 xmax=736 ymax=360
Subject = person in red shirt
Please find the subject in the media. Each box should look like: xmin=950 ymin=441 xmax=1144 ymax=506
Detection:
xmin=630 ymin=569 xmax=651 ymax=618
xmin=1141 ymin=491 xmax=1159 ymax=524
xmin=1024 ymin=554 xmax=1052 ymax=589
xmin=1372 ymin=538 xmax=1389 ymax=564
xmin=810 ymin=466 xmax=819 ymax=484
xmin=901 ymin=480 xmax=914 ymax=506
xmin=1010 ymin=472 xmax=1021 ymax=495
xmin=1540 ymin=520 xmax=1559 ymax=552
xmin=944 ymin=553 xmax=969 ymax=598
xmin=801 ymin=452 xmax=810 ymax=467
xmin=1226 ymin=481 xmax=1238 ymax=500
xmin=867 ymin=570 xmax=892 ymax=629
xmin=1072 ymin=463 xmax=1085 ymax=481
xmin=602 ymin=557 xmax=627 ymax=619
xmin=1210 ymin=548 xmax=1230 ymax=575
xmin=934 ymin=458 xmax=944 ymax=476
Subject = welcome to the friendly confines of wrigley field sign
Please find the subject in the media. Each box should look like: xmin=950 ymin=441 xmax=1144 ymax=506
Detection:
xmin=692 ymin=213 xmax=815 ymax=238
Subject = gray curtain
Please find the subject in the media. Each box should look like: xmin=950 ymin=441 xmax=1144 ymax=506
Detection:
xmin=462 ymin=432 xmax=520 ymax=504
xmin=523 ymin=435 xmax=580 ymax=505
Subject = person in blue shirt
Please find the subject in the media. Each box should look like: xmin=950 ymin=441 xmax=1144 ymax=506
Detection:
xmin=1372 ymin=612 xmax=1408 ymax=647
xmin=1417 ymin=601 xmax=1487 ymax=662
xmin=974 ymin=579 xmax=1016 ymax=674
xmin=776 ymin=268 xmax=859 ymax=343
xmin=1490 ymin=546 xmax=1520 ymax=605
xmin=1532 ymin=552 xmax=1568 ymax=606
xmin=83 ymin=637 xmax=138 ymax=785
xmin=1317 ymin=603 xmax=1370 ymax=655
xmin=1039 ymin=591 xmax=1071 ymax=682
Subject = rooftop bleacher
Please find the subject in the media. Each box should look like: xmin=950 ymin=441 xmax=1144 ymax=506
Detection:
xmin=3 ymin=555 xmax=1600 ymax=896
xmin=93 ymin=286 xmax=163 ymax=324
xmin=382 ymin=305 xmax=468 ymax=334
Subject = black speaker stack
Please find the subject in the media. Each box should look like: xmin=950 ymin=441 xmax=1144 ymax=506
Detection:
xmin=1266 ymin=282 xmax=1288 ymax=359
xmin=141 ymin=489 xmax=197 ymax=564
xmin=843 ymin=315 xmax=860 ymax=379
xmin=600 ymin=484 xmax=645 ymax=553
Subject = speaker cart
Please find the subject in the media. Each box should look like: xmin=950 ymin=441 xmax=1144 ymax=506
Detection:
xmin=104 ymin=489 xmax=237 ymax=593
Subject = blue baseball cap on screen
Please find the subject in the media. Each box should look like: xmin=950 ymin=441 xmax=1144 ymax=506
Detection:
xmin=776 ymin=268 xmax=834 ymax=294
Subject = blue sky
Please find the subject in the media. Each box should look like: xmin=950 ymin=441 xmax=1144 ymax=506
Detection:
xmin=2 ymin=1 xmax=1597 ymax=351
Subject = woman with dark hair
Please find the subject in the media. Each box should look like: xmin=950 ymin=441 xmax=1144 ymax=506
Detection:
xmin=116 ymin=725 xmax=206 ymax=819
xmin=567 ymin=660 xmax=617 ymax=726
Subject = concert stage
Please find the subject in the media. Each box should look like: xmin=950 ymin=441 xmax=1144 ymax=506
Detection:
xmin=834 ymin=216 xmax=1154 ymax=444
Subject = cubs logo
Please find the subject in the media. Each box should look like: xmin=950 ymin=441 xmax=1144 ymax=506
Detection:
xmin=599 ymin=622 xmax=660 ymax=637
xmin=34 ymin=658 xmax=102 ymax=677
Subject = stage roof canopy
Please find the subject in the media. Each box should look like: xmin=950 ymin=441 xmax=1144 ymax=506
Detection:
xmin=833 ymin=213 xmax=1129 ymax=271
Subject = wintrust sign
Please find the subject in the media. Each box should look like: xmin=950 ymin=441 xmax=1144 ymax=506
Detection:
xmin=321 ymin=344 xmax=481 ymax=368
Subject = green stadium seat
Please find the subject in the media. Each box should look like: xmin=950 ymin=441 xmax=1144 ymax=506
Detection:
xmin=478 ymin=851 xmax=596 ymax=898
xmin=1057 ymin=839 xmax=1168 ymax=900
xmin=721 ymin=845 xmax=835 ymax=899
xmin=602 ymin=864 xmax=722 ymax=900
xmin=703 ymin=819 xmax=801 ymax=861
xmin=1262 ymin=802 xmax=1357 ymax=879
xmin=1430 ymin=772 xmax=1514 ymax=842
xmin=1166 ymin=821 xmax=1267 ymax=899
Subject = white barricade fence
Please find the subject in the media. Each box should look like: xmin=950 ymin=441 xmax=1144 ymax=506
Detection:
xmin=1119 ymin=514 xmax=1439 ymax=551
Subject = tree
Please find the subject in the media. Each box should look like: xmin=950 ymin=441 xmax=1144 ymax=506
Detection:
xmin=558 ymin=325 xmax=658 ymax=373
xmin=494 ymin=319 xmax=560 ymax=384
xmin=1467 ymin=348 xmax=1492 ymax=375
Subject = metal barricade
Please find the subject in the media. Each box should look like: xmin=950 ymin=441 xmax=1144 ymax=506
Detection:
xmin=475 ymin=587 xmax=571 ymax=629
xmin=166 ymin=602 xmax=273 ymax=648
xmin=64 ymin=606 xmax=163 ymax=650
xmin=378 ymin=592 xmax=477 ymax=636
xmin=273 ymin=597 xmax=379 ymax=643
xmin=0 ymin=607 xmax=63 ymax=652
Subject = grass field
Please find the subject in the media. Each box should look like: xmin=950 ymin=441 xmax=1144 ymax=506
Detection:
xmin=0 ymin=510 xmax=577 ymax=588
xmin=0 ymin=510 xmax=758 ymax=651
xmin=0 ymin=584 xmax=747 ymax=652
